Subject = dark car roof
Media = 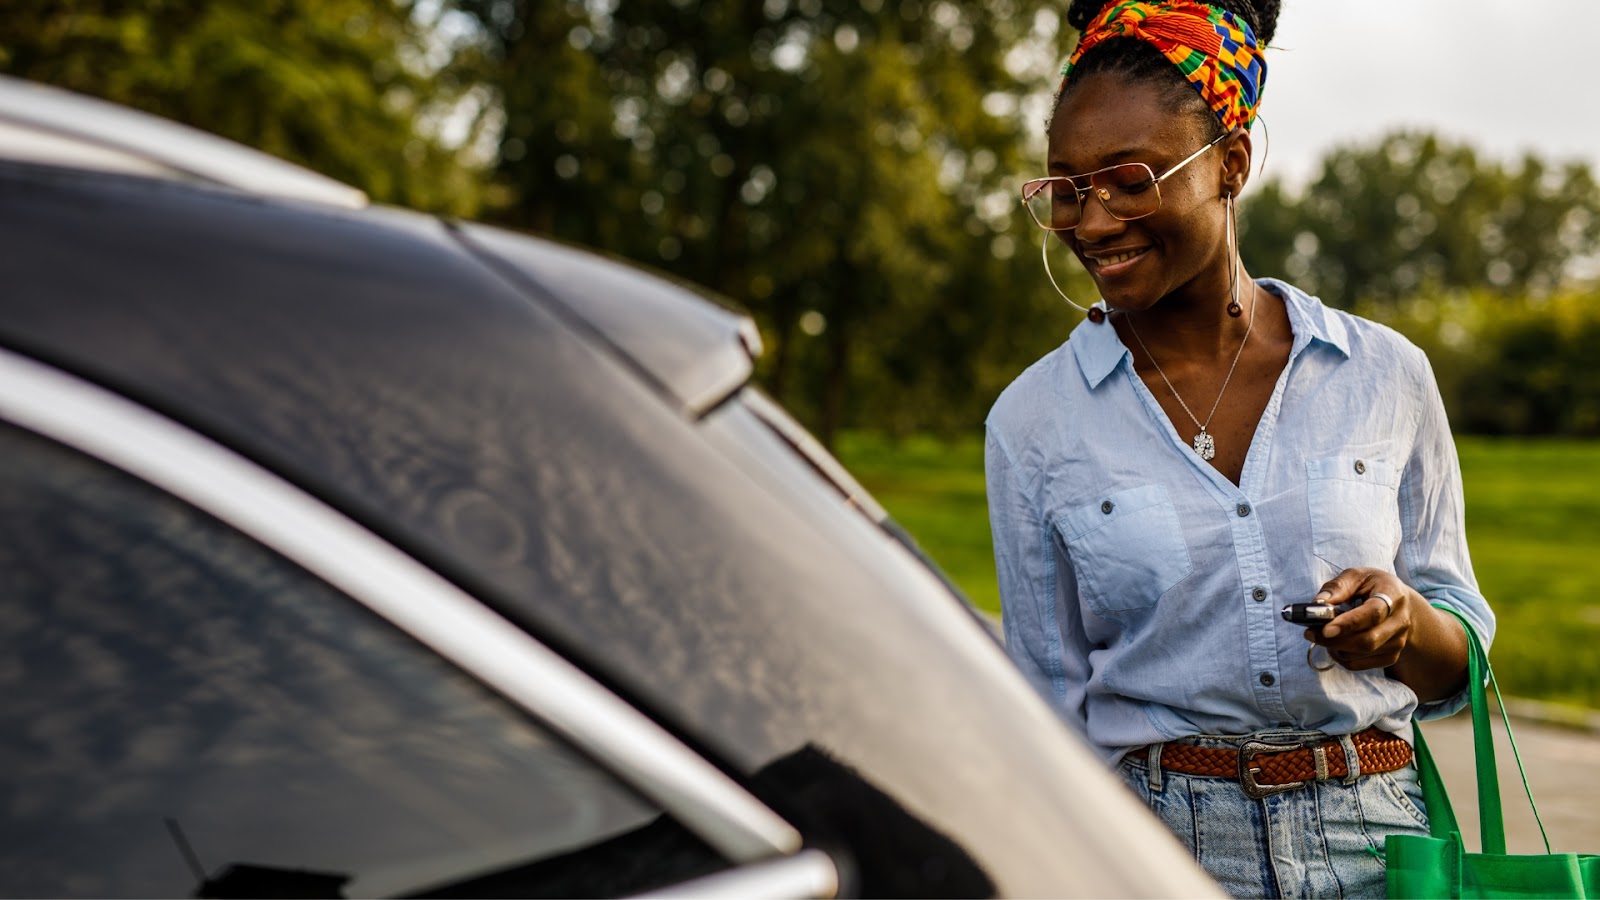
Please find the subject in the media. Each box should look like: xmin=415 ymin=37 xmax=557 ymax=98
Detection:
xmin=0 ymin=76 xmax=754 ymax=416
xmin=0 ymin=87 xmax=1217 ymax=897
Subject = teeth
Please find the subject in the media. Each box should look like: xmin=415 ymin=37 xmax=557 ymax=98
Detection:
xmin=1097 ymin=250 xmax=1141 ymax=266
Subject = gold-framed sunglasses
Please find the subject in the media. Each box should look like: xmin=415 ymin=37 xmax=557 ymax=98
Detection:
xmin=1021 ymin=129 xmax=1231 ymax=232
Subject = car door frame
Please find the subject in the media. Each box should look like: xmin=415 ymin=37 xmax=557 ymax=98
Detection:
xmin=0 ymin=344 xmax=839 ymax=898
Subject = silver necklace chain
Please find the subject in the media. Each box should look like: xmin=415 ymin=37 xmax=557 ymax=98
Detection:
xmin=1125 ymin=287 xmax=1255 ymax=462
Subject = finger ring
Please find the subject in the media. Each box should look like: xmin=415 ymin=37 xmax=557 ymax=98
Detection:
xmin=1307 ymin=644 xmax=1336 ymax=671
xmin=1370 ymin=592 xmax=1395 ymax=617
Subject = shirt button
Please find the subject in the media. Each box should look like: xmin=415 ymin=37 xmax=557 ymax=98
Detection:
xmin=1259 ymin=672 xmax=1275 ymax=687
xmin=1101 ymin=500 xmax=1114 ymax=514
xmin=1237 ymin=503 xmax=1252 ymax=517
xmin=1355 ymin=459 xmax=1367 ymax=475
xmin=1252 ymin=587 xmax=1267 ymax=602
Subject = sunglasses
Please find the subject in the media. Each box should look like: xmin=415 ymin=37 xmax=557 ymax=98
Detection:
xmin=1021 ymin=130 xmax=1230 ymax=231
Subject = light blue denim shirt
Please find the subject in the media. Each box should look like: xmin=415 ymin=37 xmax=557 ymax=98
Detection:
xmin=985 ymin=278 xmax=1494 ymax=764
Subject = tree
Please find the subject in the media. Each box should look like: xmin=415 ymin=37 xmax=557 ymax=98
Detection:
xmin=0 ymin=0 xmax=487 ymax=214
xmin=1443 ymin=293 xmax=1600 ymax=438
xmin=1239 ymin=131 xmax=1600 ymax=309
xmin=461 ymin=0 xmax=1076 ymax=444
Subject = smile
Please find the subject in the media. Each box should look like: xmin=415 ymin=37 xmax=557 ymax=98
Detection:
xmin=1086 ymin=247 xmax=1149 ymax=275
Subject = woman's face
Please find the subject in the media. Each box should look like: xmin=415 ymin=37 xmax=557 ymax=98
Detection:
xmin=1047 ymin=72 xmax=1233 ymax=314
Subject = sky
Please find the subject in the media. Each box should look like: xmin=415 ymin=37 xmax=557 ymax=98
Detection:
xmin=1259 ymin=0 xmax=1600 ymax=190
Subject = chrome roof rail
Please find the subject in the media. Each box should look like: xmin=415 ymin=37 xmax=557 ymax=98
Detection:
xmin=0 ymin=75 xmax=367 ymax=209
xmin=635 ymin=849 xmax=840 ymax=898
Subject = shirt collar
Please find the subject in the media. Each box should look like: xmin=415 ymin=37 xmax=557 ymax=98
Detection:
xmin=1068 ymin=280 xmax=1350 ymax=390
xmin=1068 ymin=302 xmax=1128 ymax=390
xmin=1260 ymin=277 xmax=1351 ymax=359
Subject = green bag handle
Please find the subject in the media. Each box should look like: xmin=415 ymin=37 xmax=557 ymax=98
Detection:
xmin=1417 ymin=604 xmax=1550 ymax=855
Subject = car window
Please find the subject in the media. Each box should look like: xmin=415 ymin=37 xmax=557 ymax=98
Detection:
xmin=0 ymin=420 xmax=725 ymax=898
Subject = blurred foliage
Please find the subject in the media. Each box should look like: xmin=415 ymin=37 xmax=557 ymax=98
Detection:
xmin=1358 ymin=289 xmax=1600 ymax=438
xmin=0 ymin=0 xmax=489 ymax=214
xmin=1241 ymin=131 xmax=1600 ymax=310
xmin=457 ymin=0 xmax=1089 ymax=445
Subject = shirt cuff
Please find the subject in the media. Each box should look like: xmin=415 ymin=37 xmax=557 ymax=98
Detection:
xmin=1413 ymin=684 xmax=1471 ymax=721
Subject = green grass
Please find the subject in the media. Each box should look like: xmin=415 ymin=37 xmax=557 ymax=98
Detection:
xmin=835 ymin=432 xmax=998 ymax=613
xmin=836 ymin=433 xmax=1600 ymax=709
xmin=1453 ymin=440 xmax=1600 ymax=709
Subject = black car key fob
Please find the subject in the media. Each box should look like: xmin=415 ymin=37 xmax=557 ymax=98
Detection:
xmin=1281 ymin=598 xmax=1364 ymax=631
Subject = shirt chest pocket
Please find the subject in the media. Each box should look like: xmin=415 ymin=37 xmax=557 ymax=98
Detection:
xmin=1056 ymin=484 xmax=1193 ymax=617
xmin=1306 ymin=455 xmax=1403 ymax=571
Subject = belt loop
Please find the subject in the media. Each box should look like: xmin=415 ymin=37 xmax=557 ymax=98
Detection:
xmin=1146 ymin=742 xmax=1165 ymax=792
xmin=1337 ymin=733 xmax=1361 ymax=784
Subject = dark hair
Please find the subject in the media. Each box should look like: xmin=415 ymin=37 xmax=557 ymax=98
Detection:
xmin=1056 ymin=0 xmax=1280 ymax=135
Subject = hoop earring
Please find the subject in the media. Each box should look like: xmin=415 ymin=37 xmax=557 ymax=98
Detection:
xmin=1255 ymin=115 xmax=1270 ymax=181
xmin=1225 ymin=193 xmax=1243 ymax=318
xmin=1040 ymin=231 xmax=1107 ymax=323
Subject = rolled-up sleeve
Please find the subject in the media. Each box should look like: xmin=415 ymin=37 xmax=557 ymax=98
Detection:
xmin=986 ymin=425 xmax=1092 ymax=733
xmin=1397 ymin=354 xmax=1495 ymax=720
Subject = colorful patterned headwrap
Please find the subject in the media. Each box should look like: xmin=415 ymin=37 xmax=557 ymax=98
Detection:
xmin=1061 ymin=1 xmax=1267 ymax=133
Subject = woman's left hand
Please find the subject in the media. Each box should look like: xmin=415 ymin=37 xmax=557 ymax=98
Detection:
xmin=1304 ymin=567 xmax=1418 ymax=671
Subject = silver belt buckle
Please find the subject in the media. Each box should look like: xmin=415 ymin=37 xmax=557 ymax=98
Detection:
xmin=1238 ymin=738 xmax=1308 ymax=800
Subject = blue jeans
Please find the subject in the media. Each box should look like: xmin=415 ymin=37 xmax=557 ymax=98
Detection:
xmin=1117 ymin=730 xmax=1431 ymax=899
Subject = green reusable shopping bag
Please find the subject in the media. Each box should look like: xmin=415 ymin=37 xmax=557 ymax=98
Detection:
xmin=1385 ymin=606 xmax=1600 ymax=898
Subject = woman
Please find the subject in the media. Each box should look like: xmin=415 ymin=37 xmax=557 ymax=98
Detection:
xmin=986 ymin=1 xmax=1495 ymax=896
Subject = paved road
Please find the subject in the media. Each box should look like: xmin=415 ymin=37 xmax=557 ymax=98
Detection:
xmin=1421 ymin=711 xmax=1600 ymax=853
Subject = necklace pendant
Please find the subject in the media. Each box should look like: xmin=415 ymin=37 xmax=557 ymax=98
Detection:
xmin=1193 ymin=429 xmax=1216 ymax=460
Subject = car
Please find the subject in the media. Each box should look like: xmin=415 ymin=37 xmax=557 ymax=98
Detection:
xmin=0 ymin=76 xmax=1220 ymax=898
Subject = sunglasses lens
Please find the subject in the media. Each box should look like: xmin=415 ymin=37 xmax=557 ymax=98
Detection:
xmin=1096 ymin=165 xmax=1160 ymax=219
xmin=1022 ymin=179 xmax=1080 ymax=231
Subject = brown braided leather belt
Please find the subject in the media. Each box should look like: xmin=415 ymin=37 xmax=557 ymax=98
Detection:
xmin=1139 ymin=727 xmax=1413 ymax=799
